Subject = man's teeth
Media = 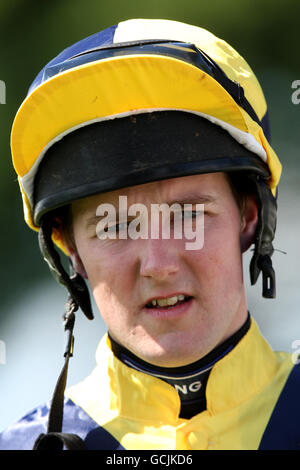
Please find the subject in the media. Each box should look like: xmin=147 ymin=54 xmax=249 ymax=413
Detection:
xmin=149 ymin=294 xmax=188 ymax=308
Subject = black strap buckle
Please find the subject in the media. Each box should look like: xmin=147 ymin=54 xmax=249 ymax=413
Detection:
xmin=33 ymin=297 xmax=85 ymax=450
xmin=33 ymin=432 xmax=86 ymax=450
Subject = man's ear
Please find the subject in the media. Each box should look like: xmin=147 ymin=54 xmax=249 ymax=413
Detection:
xmin=69 ymin=249 xmax=88 ymax=280
xmin=240 ymin=195 xmax=259 ymax=253
xmin=62 ymin=233 xmax=89 ymax=280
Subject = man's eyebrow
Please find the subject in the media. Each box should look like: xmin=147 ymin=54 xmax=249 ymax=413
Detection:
xmin=85 ymin=214 xmax=114 ymax=227
xmin=167 ymin=194 xmax=217 ymax=206
xmin=85 ymin=210 xmax=130 ymax=227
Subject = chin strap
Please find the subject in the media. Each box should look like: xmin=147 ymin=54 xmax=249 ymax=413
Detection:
xmin=33 ymin=296 xmax=86 ymax=450
xmin=33 ymin=215 xmax=93 ymax=450
xmin=38 ymin=215 xmax=94 ymax=320
xmin=249 ymin=176 xmax=277 ymax=299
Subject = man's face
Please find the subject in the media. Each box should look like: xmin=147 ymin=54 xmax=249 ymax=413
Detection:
xmin=69 ymin=172 xmax=257 ymax=367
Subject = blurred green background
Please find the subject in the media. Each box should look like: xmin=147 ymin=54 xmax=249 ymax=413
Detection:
xmin=0 ymin=0 xmax=299 ymax=431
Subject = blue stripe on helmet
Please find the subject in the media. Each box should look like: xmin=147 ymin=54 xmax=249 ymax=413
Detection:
xmin=28 ymin=23 xmax=118 ymax=95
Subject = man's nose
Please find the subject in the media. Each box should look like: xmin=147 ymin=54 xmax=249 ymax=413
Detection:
xmin=139 ymin=238 xmax=180 ymax=281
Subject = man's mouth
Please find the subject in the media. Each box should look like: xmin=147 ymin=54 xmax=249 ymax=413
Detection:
xmin=145 ymin=294 xmax=193 ymax=309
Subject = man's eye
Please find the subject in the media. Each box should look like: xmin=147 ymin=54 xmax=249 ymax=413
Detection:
xmin=115 ymin=222 xmax=129 ymax=232
xmin=96 ymin=219 xmax=130 ymax=239
xmin=182 ymin=210 xmax=202 ymax=219
xmin=105 ymin=222 xmax=128 ymax=233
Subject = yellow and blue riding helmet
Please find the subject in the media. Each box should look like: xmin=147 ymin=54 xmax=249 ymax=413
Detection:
xmin=11 ymin=18 xmax=281 ymax=321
